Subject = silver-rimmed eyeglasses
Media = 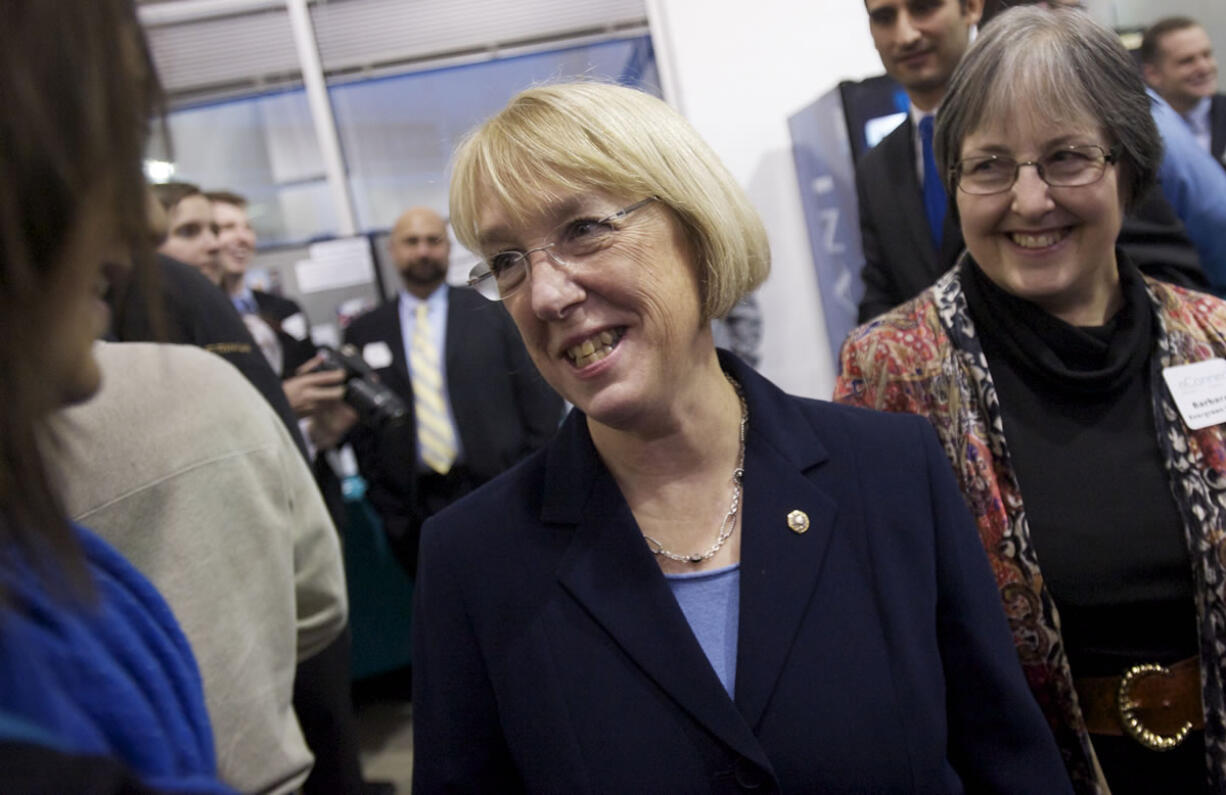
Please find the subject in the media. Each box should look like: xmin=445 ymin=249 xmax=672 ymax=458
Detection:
xmin=467 ymin=197 xmax=658 ymax=301
xmin=952 ymin=144 xmax=1119 ymax=196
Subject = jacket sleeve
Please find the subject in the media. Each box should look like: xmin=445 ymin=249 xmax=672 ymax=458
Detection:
xmin=921 ymin=423 xmax=1073 ymax=794
xmin=411 ymin=520 xmax=525 ymax=794
xmin=1151 ymin=94 xmax=1226 ymax=292
xmin=855 ymin=161 xmax=898 ymax=325
xmin=1118 ymin=186 xmax=1209 ymax=291
xmin=272 ymin=388 xmax=349 ymax=663
xmin=833 ymin=332 xmax=868 ymax=407
xmin=341 ymin=319 xmax=421 ymax=573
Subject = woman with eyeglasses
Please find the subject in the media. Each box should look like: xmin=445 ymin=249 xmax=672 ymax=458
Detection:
xmin=837 ymin=7 xmax=1226 ymax=793
xmin=410 ymin=81 xmax=1070 ymax=792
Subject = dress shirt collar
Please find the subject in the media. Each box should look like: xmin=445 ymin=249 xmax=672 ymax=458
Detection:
xmin=231 ymin=285 xmax=258 ymax=316
xmin=397 ymin=282 xmax=449 ymax=317
xmin=1183 ymin=96 xmax=1213 ymax=154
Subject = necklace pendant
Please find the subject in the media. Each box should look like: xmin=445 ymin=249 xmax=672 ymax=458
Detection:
xmin=689 ymin=553 xmax=703 ymax=563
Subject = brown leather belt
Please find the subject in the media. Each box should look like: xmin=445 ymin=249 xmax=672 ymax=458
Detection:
xmin=1074 ymin=656 xmax=1203 ymax=751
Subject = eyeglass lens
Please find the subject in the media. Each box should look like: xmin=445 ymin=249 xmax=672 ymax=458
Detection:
xmin=469 ymin=198 xmax=656 ymax=300
xmin=957 ymin=145 xmax=1112 ymax=194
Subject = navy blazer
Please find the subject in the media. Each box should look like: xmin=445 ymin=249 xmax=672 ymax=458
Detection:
xmin=412 ymin=353 xmax=1071 ymax=793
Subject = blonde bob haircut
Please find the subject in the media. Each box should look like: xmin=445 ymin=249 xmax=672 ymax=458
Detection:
xmin=449 ymin=81 xmax=770 ymax=321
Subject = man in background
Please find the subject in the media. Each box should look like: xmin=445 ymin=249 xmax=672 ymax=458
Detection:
xmin=343 ymin=206 xmax=562 ymax=574
xmin=854 ymin=0 xmax=1206 ymax=322
xmin=1142 ymin=16 xmax=1225 ymax=169
xmin=1139 ymin=17 xmax=1226 ymax=291
xmin=210 ymin=191 xmax=316 ymax=375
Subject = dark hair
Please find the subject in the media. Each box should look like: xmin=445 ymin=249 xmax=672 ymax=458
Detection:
xmin=204 ymin=190 xmax=248 ymax=209
xmin=0 ymin=0 xmax=161 ymax=597
xmin=151 ymin=181 xmax=203 ymax=212
xmin=935 ymin=5 xmax=1160 ymax=212
xmin=1140 ymin=16 xmax=1201 ymax=65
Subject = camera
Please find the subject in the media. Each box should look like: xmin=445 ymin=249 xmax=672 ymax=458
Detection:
xmin=314 ymin=344 xmax=408 ymax=429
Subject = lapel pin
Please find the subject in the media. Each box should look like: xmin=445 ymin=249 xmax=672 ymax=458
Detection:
xmin=787 ymin=510 xmax=809 ymax=534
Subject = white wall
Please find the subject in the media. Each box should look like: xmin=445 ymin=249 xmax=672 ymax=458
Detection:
xmin=1111 ymin=0 xmax=1226 ymax=50
xmin=648 ymin=0 xmax=884 ymax=398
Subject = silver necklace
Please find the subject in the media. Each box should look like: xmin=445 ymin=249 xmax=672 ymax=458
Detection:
xmin=642 ymin=376 xmax=747 ymax=564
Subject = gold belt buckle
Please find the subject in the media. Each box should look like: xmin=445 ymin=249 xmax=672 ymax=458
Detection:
xmin=1116 ymin=663 xmax=1193 ymax=751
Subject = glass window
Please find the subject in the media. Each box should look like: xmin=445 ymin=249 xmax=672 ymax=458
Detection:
xmin=156 ymin=33 xmax=658 ymax=249
xmin=161 ymin=90 xmax=340 ymax=245
xmin=331 ymin=35 xmax=660 ymax=232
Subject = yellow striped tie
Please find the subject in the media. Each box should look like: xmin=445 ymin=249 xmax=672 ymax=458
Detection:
xmin=409 ymin=303 xmax=456 ymax=475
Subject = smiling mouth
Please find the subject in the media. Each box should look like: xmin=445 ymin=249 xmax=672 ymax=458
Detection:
xmin=565 ymin=328 xmax=625 ymax=368
xmin=1008 ymin=229 xmax=1069 ymax=249
xmin=897 ymin=49 xmax=933 ymax=66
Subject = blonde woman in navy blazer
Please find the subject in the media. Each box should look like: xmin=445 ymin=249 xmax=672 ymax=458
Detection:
xmin=411 ymin=82 xmax=1071 ymax=793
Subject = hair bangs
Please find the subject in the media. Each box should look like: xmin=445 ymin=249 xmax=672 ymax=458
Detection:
xmin=976 ymin=32 xmax=1098 ymax=145
xmin=450 ymin=81 xmax=770 ymax=319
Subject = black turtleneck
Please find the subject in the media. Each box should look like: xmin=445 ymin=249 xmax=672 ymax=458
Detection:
xmin=961 ymin=256 xmax=1201 ymax=790
xmin=962 ymin=256 xmax=1204 ymax=791
xmin=961 ymin=256 xmax=1196 ymax=675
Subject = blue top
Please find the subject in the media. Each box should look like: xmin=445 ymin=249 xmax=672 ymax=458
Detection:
xmin=0 ymin=525 xmax=231 ymax=793
xmin=1149 ymin=90 xmax=1226 ymax=294
xmin=665 ymin=563 xmax=740 ymax=697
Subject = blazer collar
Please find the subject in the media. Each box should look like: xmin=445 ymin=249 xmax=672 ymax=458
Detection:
xmin=542 ymin=352 xmax=838 ymax=768
xmin=721 ymin=354 xmax=839 ymax=729
xmin=540 ymin=352 xmax=829 ymax=519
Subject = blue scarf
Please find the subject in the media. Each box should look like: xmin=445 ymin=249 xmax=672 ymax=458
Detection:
xmin=0 ymin=525 xmax=231 ymax=793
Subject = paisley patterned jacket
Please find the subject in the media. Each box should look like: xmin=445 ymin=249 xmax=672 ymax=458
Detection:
xmin=834 ymin=264 xmax=1226 ymax=794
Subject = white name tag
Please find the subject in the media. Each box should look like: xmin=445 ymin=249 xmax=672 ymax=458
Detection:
xmin=281 ymin=312 xmax=308 ymax=341
xmin=1163 ymin=358 xmax=1226 ymax=429
xmin=362 ymin=341 xmax=394 ymax=369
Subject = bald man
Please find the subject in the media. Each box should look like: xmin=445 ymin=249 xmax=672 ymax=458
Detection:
xmin=343 ymin=207 xmax=562 ymax=574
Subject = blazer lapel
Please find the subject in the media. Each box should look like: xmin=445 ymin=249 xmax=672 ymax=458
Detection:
xmin=939 ymin=212 xmax=966 ymax=272
xmin=723 ymin=356 xmax=839 ymax=730
xmin=441 ymin=287 xmax=471 ymax=451
xmin=547 ymin=415 xmax=773 ymax=774
xmin=381 ymin=300 xmax=412 ymax=400
xmin=882 ymin=120 xmax=941 ymax=279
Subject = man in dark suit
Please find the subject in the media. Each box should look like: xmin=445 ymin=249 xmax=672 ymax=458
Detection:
xmin=210 ymin=191 xmax=317 ymax=376
xmin=343 ymin=206 xmax=562 ymax=574
xmin=856 ymin=0 xmax=1207 ymax=323
xmin=1142 ymin=16 xmax=1225 ymax=171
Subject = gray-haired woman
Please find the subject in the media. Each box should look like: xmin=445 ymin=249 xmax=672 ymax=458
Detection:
xmin=838 ymin=7 xmax=1226 ymax=793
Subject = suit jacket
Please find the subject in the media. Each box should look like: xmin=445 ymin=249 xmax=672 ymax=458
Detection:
xmin=411 ymin=352 xmax=1072 ymax=794
xmin=343 ymin=286 xmax=562 ymax=571
xmin=856 ymin=118 xmax=1208 ymax=323
xmin=1212 ymin=93 xmax=1226 ymax=171
xmin=252 ymin=289 xmax=315 ymax=376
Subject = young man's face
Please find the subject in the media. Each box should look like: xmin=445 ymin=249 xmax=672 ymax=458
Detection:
xmin=865 ymin=0 xmax=983 ymax=111
xmin=1145 ymin=25 xmax=1217 ymax=113
xmin=213 ymin=200 xmax=257 ymax=282
xmin=158 ymin=194 xmax=221 ymax=283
